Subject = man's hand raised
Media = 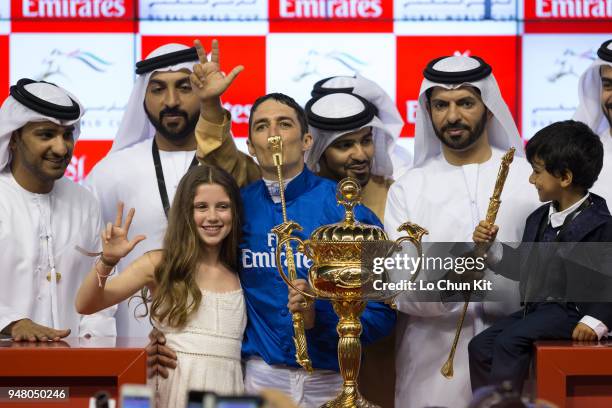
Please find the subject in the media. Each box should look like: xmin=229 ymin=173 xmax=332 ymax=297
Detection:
xmin=190 ymin=39 xmax=244 ymax=104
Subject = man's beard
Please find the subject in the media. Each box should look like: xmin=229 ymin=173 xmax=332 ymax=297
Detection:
xmin=432 ymin=110 xmax=488 ymax=151
xmin=603 ymin=102 xmax=612 ymax=128
xmin=145 ymin=104 xmax=199 ymax=142
xmin=320 ymin=156 xmax=372 ymax=186
xmin=18 ymin=139 xmax=71 ymax=182
xmin=345 ymin=159 xmax=372 ymax=186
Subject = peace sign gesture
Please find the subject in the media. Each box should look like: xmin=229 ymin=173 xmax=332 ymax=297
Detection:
xmin=101 ymin=202 xmax=146 ymax=265
xmin=190 ymin=39 xmax=244 ymax=102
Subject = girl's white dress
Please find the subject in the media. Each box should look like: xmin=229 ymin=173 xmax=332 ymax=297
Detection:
xmin=154 ymin=288 xmax=246 ymax=408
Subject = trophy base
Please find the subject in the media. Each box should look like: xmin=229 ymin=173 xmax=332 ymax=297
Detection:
xmin=320 ymin=388 xmax=380 ymax=408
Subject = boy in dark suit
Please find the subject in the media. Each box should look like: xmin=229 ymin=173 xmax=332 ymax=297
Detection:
xmin=468 ymin=120 xmax=612 ymax=392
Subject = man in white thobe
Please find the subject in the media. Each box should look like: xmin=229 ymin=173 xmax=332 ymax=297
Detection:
xmin=385 ymin=55 xmax=540 ymax=407
xmin=0 ymin=79 xmax=115 ymax=340
xmin=574 ymin=38 xmax=612 ymax=202
xmin=85 ymin=44 xmax=201 ymax=337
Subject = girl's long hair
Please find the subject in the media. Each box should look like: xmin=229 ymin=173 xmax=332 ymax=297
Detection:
xmin=145 ymin=164 xmax=243 ymax=329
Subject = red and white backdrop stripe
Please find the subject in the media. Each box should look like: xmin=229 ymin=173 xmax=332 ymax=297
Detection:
xmin=1 ymin=0 xmax=610 ymax=182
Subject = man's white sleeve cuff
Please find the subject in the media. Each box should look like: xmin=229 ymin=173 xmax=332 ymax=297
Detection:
xmin=579 ymin=315 xmax=609 ymax=340
xmin=486 ymin=240 xmax=503 ymax=266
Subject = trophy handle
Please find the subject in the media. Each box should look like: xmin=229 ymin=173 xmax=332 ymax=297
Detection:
xmin=380 ymin=222 xmax=428 ymax=308
xmin=394 ymin=221 xmax=429 ymax=283
xmin=274 ymin=235 xmax=317 ymax=300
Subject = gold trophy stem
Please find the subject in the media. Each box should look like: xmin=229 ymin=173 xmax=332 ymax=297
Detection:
xmin=322 ymin=301 xmax=377 ymax=408
xmin=269 ymin=135 xmax=313 ymax=373
xmin=441 ymin=148 xmax=515 ymax=379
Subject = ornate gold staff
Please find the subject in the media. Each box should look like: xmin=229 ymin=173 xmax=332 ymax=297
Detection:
xmin=440 ymin=147 xmax=515 ymax=379
xmin=267 ymin=135 xmax=313 ymax=373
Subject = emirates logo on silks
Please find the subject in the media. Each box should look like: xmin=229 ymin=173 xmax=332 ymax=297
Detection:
xmin=12 ymin=0 xmax=136 ymax=32
xmin=269 ymin=0 xmax=393 ymax=32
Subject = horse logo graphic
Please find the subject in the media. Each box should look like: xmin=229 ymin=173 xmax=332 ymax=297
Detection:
xmin=37 ymin=49 xmax=113 ymax=82
xmin=293 ymin=50 xmax=368 ymax=82
xmin=548 ymin=48 xmax=596 ymax=83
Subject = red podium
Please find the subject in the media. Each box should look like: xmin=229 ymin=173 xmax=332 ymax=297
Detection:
xmin=536 ymin=340 xmax=612 ymax=408
xmin=0 ymin=337 xmax=148 ymax=407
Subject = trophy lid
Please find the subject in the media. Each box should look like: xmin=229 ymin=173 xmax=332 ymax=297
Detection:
xmin=310 ymin=178 xmax=388 ymax=242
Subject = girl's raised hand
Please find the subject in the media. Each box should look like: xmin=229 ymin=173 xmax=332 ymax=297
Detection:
xmin=101 ymin=202 xmax=146 ymax=265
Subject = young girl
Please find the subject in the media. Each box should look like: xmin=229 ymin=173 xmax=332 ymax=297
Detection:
xmin=76 ymin=164 xmax=246 ymax=408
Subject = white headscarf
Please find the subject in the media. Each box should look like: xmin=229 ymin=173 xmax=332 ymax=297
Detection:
xmin=0 ymin=81 xmax=84 ymax=171
xmin=111 ymin=43 xmax=197 ymax=153
xmin=305 ymin=74 xmax=403 ymax=178
xmin=305 ymin=92 xmax=394 ymax=177
xmin=573 ymin=39 xmax=612 ymax=136
xmin=413 ymin=55 xmax=523 ymax=168
xmin=312 ymin=74 xmax=404 ymax=138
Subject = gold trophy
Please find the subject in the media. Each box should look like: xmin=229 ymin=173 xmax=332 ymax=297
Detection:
xmin=440 ymin=147 xmax=516 ymax=379
xmin=267 ymin=135 xmax=313 ymax=373
xmin=272 ymin=177 xmax=427 ymax=408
